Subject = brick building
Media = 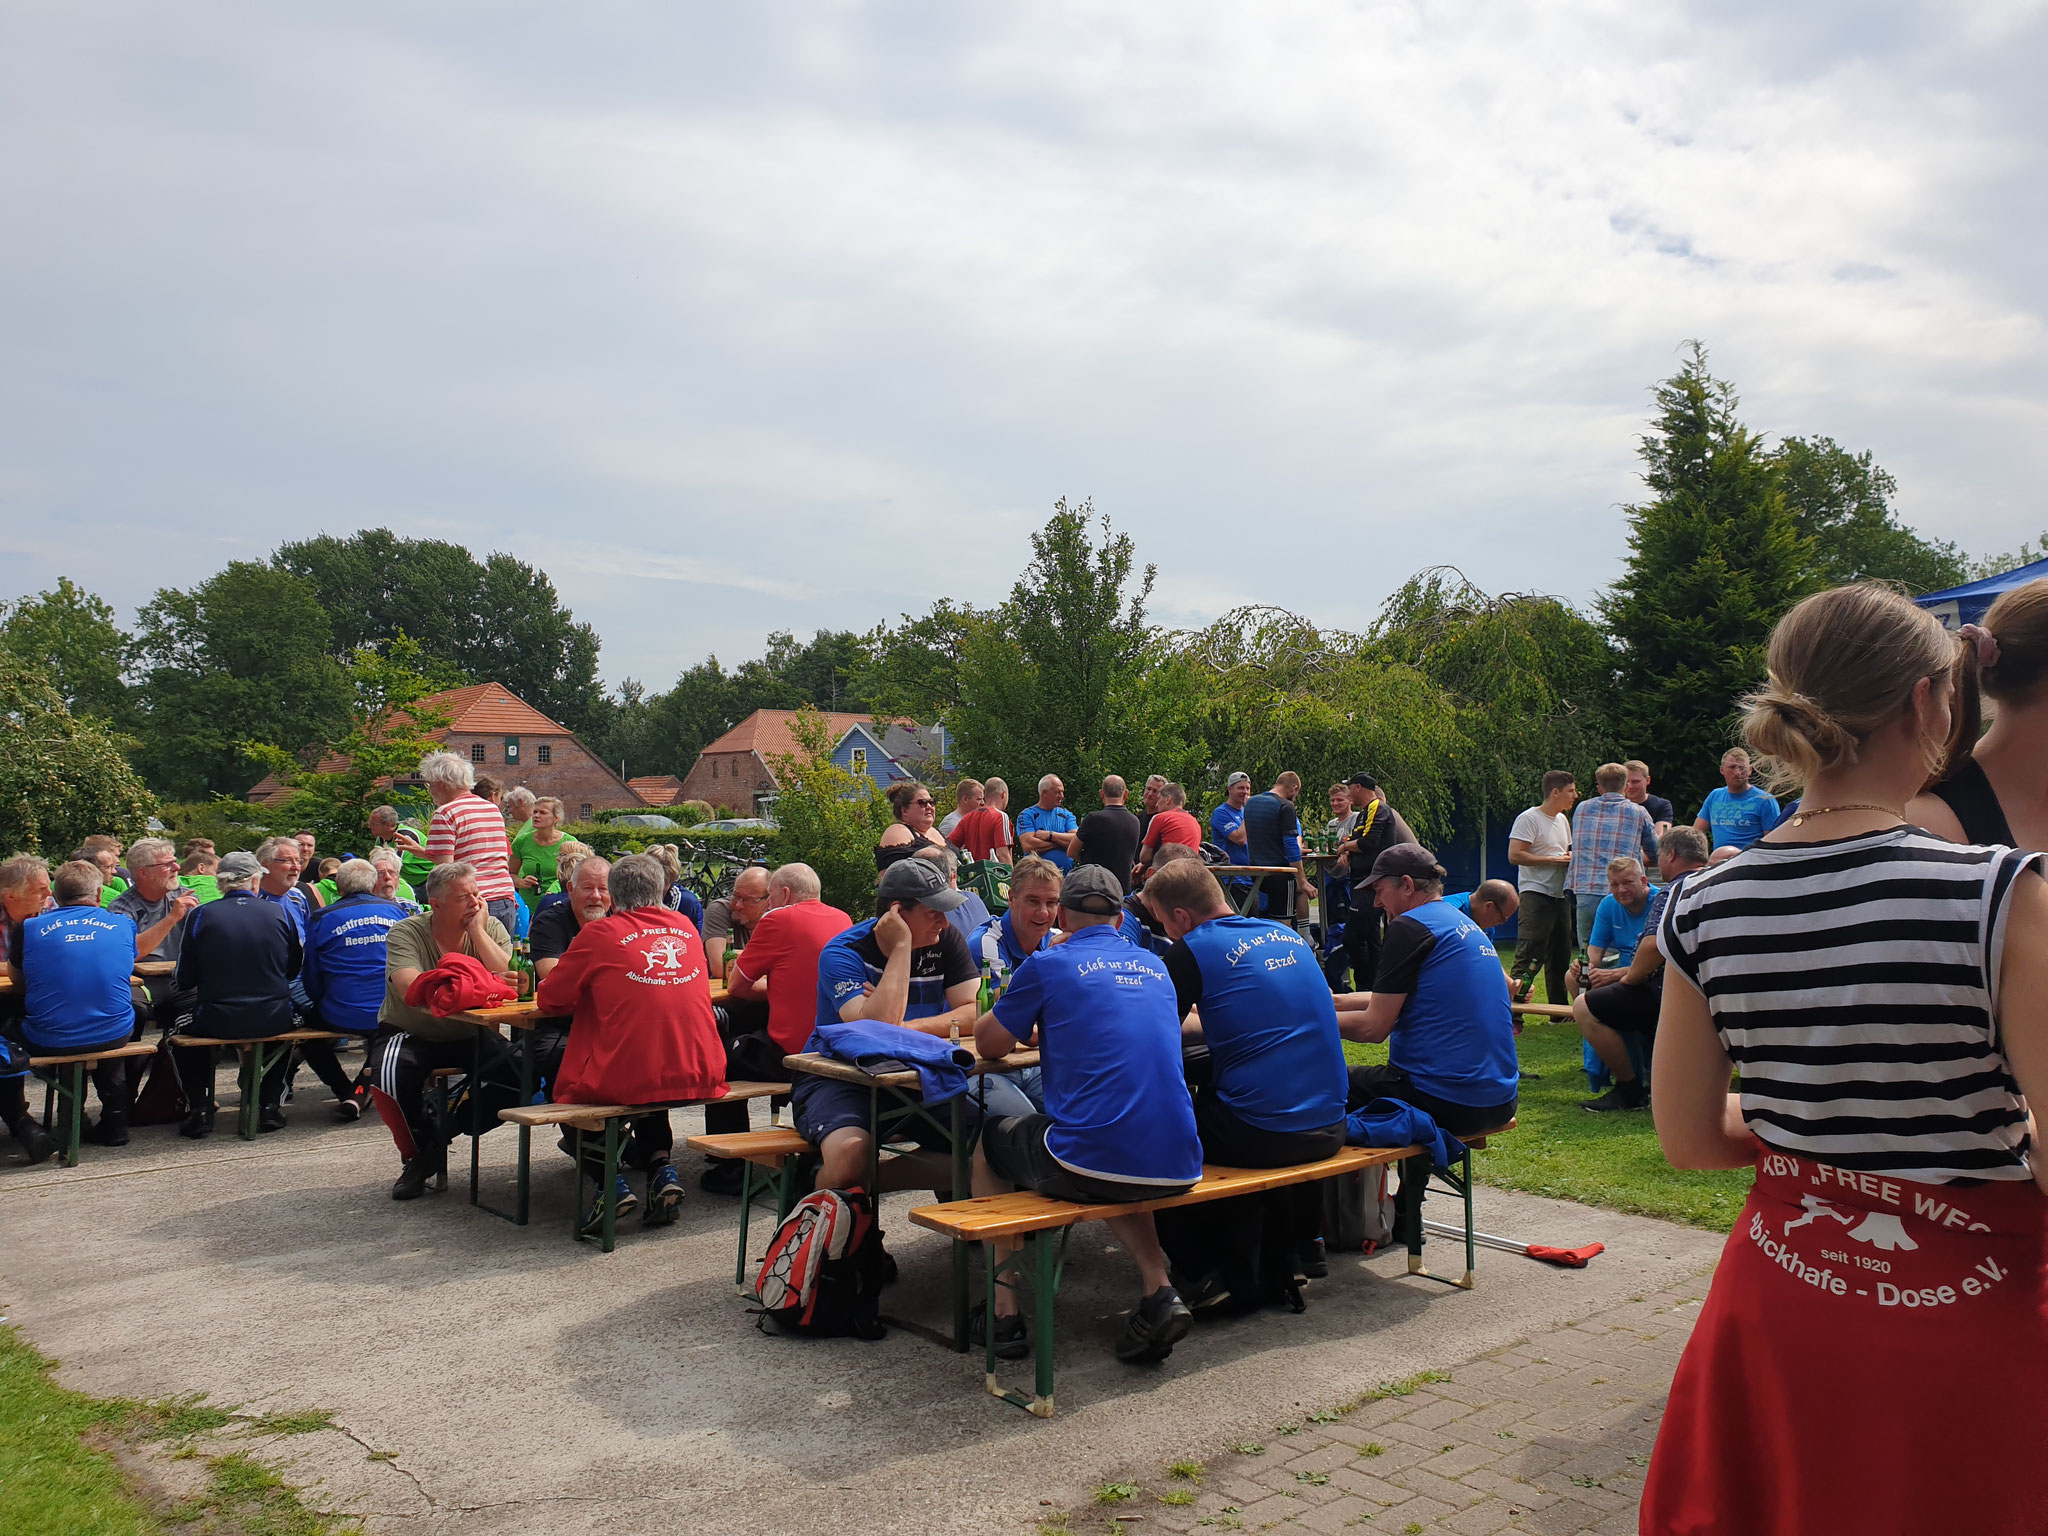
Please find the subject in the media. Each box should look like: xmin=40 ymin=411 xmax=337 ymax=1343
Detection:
xmin=678 ymin=709 xmax=950 ymax=815
xmin=246 ymin=681 xmax=644 ymax=823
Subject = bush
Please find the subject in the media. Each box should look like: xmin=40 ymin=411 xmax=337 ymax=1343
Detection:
xmin=562 ymin=823 xmax=782 ymax=865
xmin=153 ymin=800 xmax=279 ymax=856
xmin=765 ymin=708 xmax=892 ymax=916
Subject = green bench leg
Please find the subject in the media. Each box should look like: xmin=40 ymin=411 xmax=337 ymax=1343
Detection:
xmin=1403 ymin=1152 xmax=1426 ymax=1276
xmin=982 ymin=1231 xmax=1061 ymax=1418
xmin=515 ymin=1040 xmax=534 ymax=1226
xmin=237 ymin=1045 xmax=262 ymax=1141
xmin=52 ymin=1063 xmax=85 ymax=1167
xmin=735 ymin=1157 xmax=759 ymax=1290
xmin=950 ymin=1095 xmax=970 ymax=1353
xmin=601 ymin=1117 xmax=620 ymax=1254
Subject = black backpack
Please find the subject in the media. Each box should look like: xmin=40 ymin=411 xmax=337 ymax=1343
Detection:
xmin=752 ymin=1187 xmax=890 ymax=1340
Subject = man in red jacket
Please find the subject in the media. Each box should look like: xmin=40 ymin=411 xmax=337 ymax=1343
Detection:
xmin=535 ymin=853 xmax=726 ymax=1233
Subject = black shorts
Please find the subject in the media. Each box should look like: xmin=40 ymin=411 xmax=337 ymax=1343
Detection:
xmin=982 ymin=1114 xmax=1195 ymax=1205
xmin=1585 ymin=981 xmax=1661 ymax=1035
xmin=1346 ymin=1064 xmax=1515 ymax=1141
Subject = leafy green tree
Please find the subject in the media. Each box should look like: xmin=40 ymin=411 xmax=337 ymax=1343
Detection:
xmin=766 ymin=707 xmax=893 ymax=915
xmin=243 ymin=637 xmax=456 ymax=849
xmin=0 ymin=648 xmax=156 ymax=855
xmin=1376 ymin=568 xmax=1618 ymax=820
xmin=0 ymin=577 xmax=131 ymax=721
xmin=764 ymin=628 xmax=873 ymax=714
xmin=854 ymin=599 xmax=980 ymax=723
xmin=273 ymin=530 xmax=602 ymax=729
xmin=950 ymin=499 xmax=1166 ymax=789
xmin=129 ymin=562 xmax=352 ymax=801
xmin=1771 ymin=435 xmax=1965 ymax=593
xmin=1969 ymin=531 xmax=2048 ymax=581
xmin=1600 ymin=344 xmax=1818 ymax=818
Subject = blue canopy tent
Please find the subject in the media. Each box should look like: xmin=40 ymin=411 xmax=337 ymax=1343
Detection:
xmin=1913 ymin=556 xmax=2048 ymax=630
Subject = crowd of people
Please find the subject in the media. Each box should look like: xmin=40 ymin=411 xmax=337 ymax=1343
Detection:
xmin=10 ymin=575 xmax=2048 ymax=1530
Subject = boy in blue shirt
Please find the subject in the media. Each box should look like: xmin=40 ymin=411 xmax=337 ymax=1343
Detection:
xmin=1692 ymin=748 xmax=1780 ymax=851
xmin=973 ymin=864 xmax=1202 ymax=1365
xmin=15 ymin=860 xmax=139 ymax=1145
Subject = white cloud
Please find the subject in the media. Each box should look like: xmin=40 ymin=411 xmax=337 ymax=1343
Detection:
xmin=1 ymin=1 xmax=2043 ymax=685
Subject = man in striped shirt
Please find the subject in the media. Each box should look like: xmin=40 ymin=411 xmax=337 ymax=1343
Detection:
xmin=419 ymin=750 xmax=520 ymax=932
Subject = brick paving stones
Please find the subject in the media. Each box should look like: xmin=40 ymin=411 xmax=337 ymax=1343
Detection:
xmin=1043 ymin=1273 xmax=1709 ymax=1536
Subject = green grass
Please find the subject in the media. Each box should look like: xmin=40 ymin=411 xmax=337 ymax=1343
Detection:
xmin=0 ymin=1325 xmax=158 ymax=1535
xmin=1341 ymin=951 xmax=1753 ymax=1231
xmin=0 ymin=1326 xmax=354 ymax=1536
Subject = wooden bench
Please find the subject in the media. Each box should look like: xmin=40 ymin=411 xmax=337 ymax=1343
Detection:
xmin=497 ymin=1081 xmax=790 ymax=1250
xmin=683 ymin=1127 xmax=814 ymax=1286
xmin=29 ymin=1041 xmax=160 ymax=1166
xmin=1511 ymin=1002 xmax=1576 ymax=1020
xmin=1404 ymin=1119 xmax=1518 ymax=1291
xmin=909 ymin=1146 xmax=1417 ymax=1418
xmin=172 ymin=1030 xmax=346 ymax=1141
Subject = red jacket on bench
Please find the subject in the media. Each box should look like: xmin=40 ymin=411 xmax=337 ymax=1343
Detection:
xmin=534 ymin=906 xmax=726 ymax=1105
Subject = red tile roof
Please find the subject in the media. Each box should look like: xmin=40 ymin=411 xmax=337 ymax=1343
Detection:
xmin=698 ymin=709 xmax=876 ymax=764
xmin=628 ymin=775 xmax=688 ymax=806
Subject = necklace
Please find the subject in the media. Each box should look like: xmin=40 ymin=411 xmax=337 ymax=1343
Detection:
xmin=1788 ymin=803 xmax=1904 ymax=828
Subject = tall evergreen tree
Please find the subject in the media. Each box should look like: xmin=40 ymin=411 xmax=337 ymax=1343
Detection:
xmin=1600 ymin=344 xmax=1817 ymax=818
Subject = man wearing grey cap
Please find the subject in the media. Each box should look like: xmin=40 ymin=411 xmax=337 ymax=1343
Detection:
xmin=794 ymin=859 xmax=1037 ymax=1198
xmin=170 ymin=850 xmax=302 ymax=1139
xmin=1332 ymin=843 xmax=1519 ymax=1140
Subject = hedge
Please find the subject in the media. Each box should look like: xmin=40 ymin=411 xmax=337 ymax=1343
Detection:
xmin=562 ymin=823 xmax=782 ymax=865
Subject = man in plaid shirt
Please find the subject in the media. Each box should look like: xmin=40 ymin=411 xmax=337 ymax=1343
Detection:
xmin=1566 ymin=763 xmax=1659 ymax=944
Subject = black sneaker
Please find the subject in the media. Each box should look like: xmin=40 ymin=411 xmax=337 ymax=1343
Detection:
xmin=969 ymin=1304 xmax=1029 ymax=1361
xmin=1116 ymin=1286 xmax=1194 ymax=1363
xmin=259 ymin=1102 xmax=288 ymax=1133
xmin=179 ymin=1107 xmax=216 ymax=1140
xmin=84 ymin=1112 xmax=129 ymax=1147
xmin=11 ymin=1114 xmax=57 ymax=1165
xmin=391 ymin=1157 xmax=433 ymax=1201
xmin=335 ymin=1086 xmax=367 ymax=1122
xmin=1298 ymin=1238 xmax=1328 ymax=1279
xmin=697 ymin=1157 xmax=747 ymax=1197
xmin=1581 ymin=1081 xmax=1647 ymax=1113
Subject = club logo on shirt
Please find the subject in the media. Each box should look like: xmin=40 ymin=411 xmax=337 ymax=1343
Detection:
xmin=622 ymin=925 xmax=700 ymax=987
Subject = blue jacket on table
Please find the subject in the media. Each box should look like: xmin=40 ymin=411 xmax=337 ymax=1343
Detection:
xmin=814 ymin=1018 xmax=975 ymax=1104
xmin=302 ymin=891 xmax=407 ymax=1035
xmin=174 ymin=888 xmax=301 ymax=1040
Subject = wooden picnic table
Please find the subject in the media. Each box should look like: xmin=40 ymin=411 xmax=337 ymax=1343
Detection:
xmin=783 ymin=1045 xmax=1043 ymax=1348
xmin=441 ymin=975 xmax=735 ymax=1223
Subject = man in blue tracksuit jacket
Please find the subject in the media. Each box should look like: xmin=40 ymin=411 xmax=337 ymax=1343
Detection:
xmin=172 ymin=851 xmax=300 ymax=1139
xmin=301 ymin=859 xmax=409 ymax=1120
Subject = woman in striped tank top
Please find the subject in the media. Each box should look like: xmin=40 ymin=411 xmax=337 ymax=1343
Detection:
xmin=1645 ymin=583 xmax=2048 ymax=1536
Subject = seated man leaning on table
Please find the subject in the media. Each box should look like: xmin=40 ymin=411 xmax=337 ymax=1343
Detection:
xmin=698 ymin=862 xmax=853 ymax=1196
xmin=970 ymin=863 xmax=1204 ymax=1365
xmin=373 ymin=861 xmax=518 ymax=1202
xmin=1330 ymin=844 xmax=1519 ymax=1140
xmin=535 ymin=853 xmax=727 ymax=1235
xmin=300 ymin=858 xmax=408 ymax=1120
xmin=171 ymin=851 xmax=301 ymax=1141
xmin=1138 ymin=857 xmax=1349 ymax=1307
xmin=796 ymin=858 xmax=1036 ymax=1197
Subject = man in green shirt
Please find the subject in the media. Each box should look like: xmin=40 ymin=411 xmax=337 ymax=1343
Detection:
xmin=371 ymin=861 xmax=515 ymax=1201
xmin=370 ymin=804 xmax=436 ymax=899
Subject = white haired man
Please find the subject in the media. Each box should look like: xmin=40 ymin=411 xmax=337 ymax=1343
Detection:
xmin=1015 ymin=775 xmax=1078 ymax=873
xmin=419 ymin=750 xmax=520 ymax=932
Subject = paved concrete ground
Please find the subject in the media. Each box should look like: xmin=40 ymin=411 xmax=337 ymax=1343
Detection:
xmin=0 ymin=1075 xmax=1721 ymax=1535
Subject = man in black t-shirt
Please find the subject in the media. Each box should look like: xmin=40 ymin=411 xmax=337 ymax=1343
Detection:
xmin=1334 ymin=774 xmax=1419 ymax=990
xmin=1241 ymin=773 xmax=1306 ymax=923
xmin=1074 ymin=775 xmax=1144 ymax=894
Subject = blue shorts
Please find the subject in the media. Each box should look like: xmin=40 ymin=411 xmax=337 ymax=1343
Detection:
xmin=791 ymin=1070 xmax=1037 ymax=1147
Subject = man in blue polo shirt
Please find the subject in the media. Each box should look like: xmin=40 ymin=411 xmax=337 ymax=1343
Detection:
xmin=1692 ymin=748 xmax=1780 ymax=852
xmin=797 ymin=859 xmax=1035 ymax=1197
xmin=973 ymin=863 xmax=1202 ymax=1365
xmin=1014 ymin=775 xmax=1079 ymax=873
xmin=14 ymin=860 xmax=139 ymax=1145
xmin=301 ymin=858 xmax=408 ymax=1120
xmin=1210 ymin=772 xmax=1254 ymax=901
xmin=1142 ymin=856 xmax=1349 ymax=1299
xmin=1333 ymin=844 xmax=1518 ymax=1139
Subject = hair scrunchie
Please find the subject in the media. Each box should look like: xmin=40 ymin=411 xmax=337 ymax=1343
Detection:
xmin=1960 ymin=622 xmax=2001 ymax=669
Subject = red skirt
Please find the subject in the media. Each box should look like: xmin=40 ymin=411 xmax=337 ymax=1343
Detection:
xmin=1643 ymin=1148 xmax=2048 ymax=1536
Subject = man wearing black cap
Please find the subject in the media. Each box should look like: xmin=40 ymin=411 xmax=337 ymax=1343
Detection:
xmin=796 ymin=858 xmax=1036 ymax=1195
xmin=1333 ymin=775 xmax=1417 ymax=990
xmin=1333 ymin=844 xmax=1518 ymax=1140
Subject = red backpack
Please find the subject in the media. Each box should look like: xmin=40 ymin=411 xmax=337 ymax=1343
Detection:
xmin=752 ymin=1187 xmax=889 ymax=1340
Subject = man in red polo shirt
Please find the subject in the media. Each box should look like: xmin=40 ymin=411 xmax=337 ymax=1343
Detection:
xmin=692 ymin=861 xmax=855 ymax=1197
xmin=535 ymin=853 xmax=726 ymax=1234
xmin=1136 ymin=782 xmax=1204 ymax=878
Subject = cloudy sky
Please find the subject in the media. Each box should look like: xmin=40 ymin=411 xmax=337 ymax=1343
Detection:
xmin=4 ymin=2 xmax=2044 ymax=689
